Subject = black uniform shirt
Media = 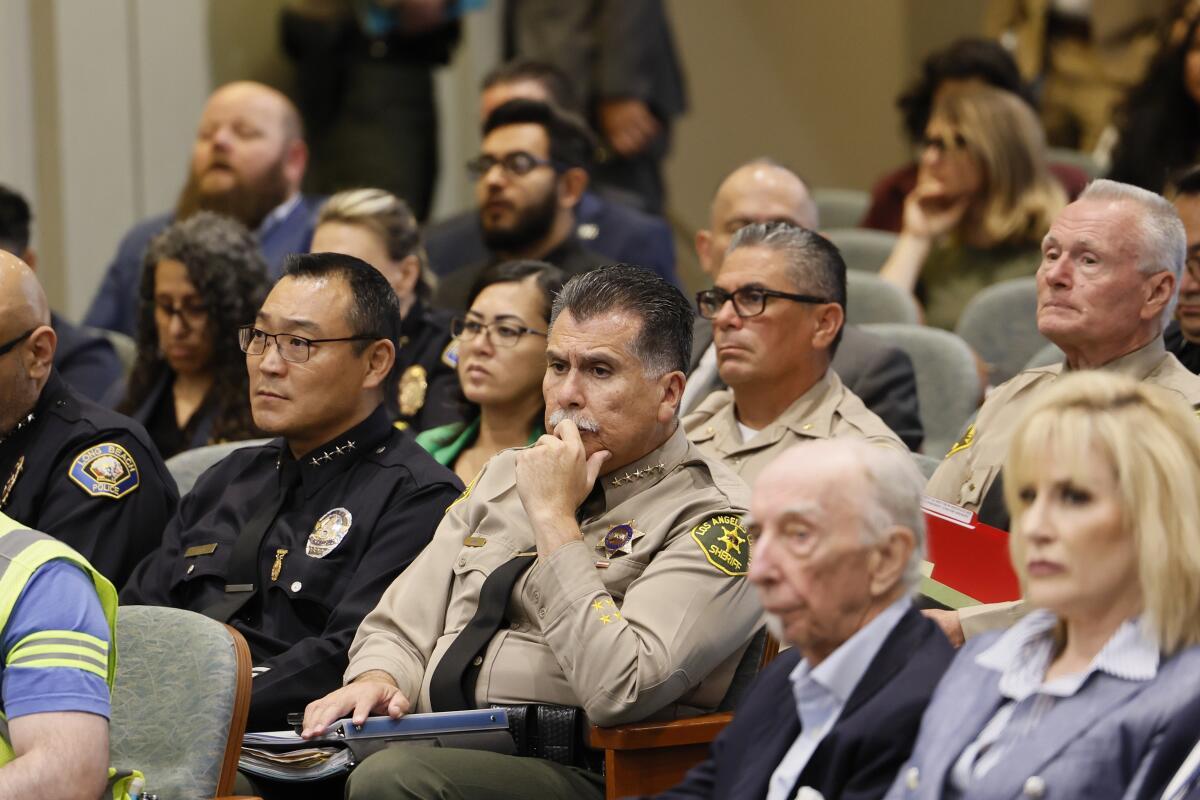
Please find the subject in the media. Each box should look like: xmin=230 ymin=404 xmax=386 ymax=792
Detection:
xmin=121 ymin=404 xmax=461 ymax=730
xmin=0 ymin=370 xmax=178 ymax=588
xmin=1165 ymin=320 xmax=1200 ymax=375
xmin=392 ymin=298 xmax=462 ymax=434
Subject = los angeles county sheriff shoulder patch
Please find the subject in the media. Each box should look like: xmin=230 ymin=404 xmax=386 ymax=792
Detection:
xmin=68 ymin=443 xmax=140 ymax=499
xmin=690 ymin=514 xmax=750 ymax=576
xmin=944 ymin=424 xmax=975 ymax=458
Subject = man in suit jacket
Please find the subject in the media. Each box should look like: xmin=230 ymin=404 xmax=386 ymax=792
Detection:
xmin=85 ymin=81 xmax=320 ymax=337
xmin=652 ymin=439 xmax=955 ymax=800
xmin=424 ymin=59 xmax=678 ymax=287
xmin=682 ymin=160 xmax=923 ymax=450
xmin=433 ymin=99 xmax=606 ymax=311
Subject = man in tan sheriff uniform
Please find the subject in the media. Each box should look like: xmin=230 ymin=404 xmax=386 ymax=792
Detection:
xmin=302 ymin=265 xmax=762 ymax=800
xmin=926 ymin=179 xmax=1200 ymax=644
xmin=685 ymin=222 xmax=905 ymax=484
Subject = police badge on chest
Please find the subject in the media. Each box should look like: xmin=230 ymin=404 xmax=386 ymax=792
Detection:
xmin=307 ymin=508 xmax=352 ymax=557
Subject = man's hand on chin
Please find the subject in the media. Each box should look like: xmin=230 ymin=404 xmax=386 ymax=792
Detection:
xmin=516 ymin=419 xmax=611 ymax=556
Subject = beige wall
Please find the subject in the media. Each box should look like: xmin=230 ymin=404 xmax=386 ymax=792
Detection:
xmin=9 ymin=0 xmax=984 ymax=317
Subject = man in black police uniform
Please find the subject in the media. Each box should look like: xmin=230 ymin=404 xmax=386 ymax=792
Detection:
xmin=122 ymin=252 xmax=461 ymax=732
xmin=0 ymin=251 xmax=177 ymax=588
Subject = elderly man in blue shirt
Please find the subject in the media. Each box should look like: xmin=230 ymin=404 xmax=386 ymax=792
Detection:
xmin=650 ymin=439 xmax=954 ymax=800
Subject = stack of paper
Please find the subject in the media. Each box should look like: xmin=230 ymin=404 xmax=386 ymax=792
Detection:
xmin=240 ymin=731 xmax=353 ymax=781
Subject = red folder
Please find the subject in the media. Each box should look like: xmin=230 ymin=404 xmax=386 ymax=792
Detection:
xmin=921 ymin=497 xmax=1021 ymax=605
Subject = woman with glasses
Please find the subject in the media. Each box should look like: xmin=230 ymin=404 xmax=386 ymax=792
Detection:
xmin=879 ymin=85 xmax=1066 ymax=331
xmin=415 ymin=260 xmax=564 ymax=483
xmin=116 ymin=212 xmax=268 ymax=460
xmin=310 ymin=188 xmax=459 ymax=433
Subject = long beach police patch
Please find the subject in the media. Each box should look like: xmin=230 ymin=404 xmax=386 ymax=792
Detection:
xmin=68 ymin=443 xmax=140 ymax=499
xmin=690 ymin=514 xmax=750 ymax=576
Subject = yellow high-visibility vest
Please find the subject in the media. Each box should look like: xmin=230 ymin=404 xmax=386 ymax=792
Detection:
xmin=0 ymin=512 xmax=139 ymax=798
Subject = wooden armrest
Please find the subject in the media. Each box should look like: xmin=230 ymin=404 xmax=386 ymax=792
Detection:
xmin=589 ymin=712 xmax=734 ymax=750
xmin=215 ymin=795 xmax=262 ymax=799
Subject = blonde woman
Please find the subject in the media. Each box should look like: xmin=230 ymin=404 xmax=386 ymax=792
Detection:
xmin=311 ymin=189 xmax=457 ymax=432
xmin=880 ymin=85 xmax=1066 ymax=330
xmin=888 ymin=372 xmax=1200 ymax=799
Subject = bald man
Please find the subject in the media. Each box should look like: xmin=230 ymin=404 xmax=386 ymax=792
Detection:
xmin=86 ymin=81 xmax=321 ymax=336
xmin=0 ymin=253 xmax=177 ymax=587
xmin=682 ymin=160 xmax=924 ymax=451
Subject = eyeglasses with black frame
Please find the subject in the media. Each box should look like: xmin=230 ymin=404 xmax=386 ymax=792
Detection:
xmin=451 ymin=317 xmax=547 ymax=347
xmin=0 ymin=328 xmax=35 ymax=358
xmin=466 ymin=151 xmax=557 ymax=179
xmin=237 ymin=326 xmax=378 ymax=364
xmin=154 ymin=299 xmax=208 ymax=328
xmin=696 ymin=286 xmax=833 ymax=319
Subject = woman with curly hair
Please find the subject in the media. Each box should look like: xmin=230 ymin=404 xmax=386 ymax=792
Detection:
xmin=116 ymin=211 xmax=269 ymax=459
xmin=1108 ymin=13 xmax=1200 ymax=193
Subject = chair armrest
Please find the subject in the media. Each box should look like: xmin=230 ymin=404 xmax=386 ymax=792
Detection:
xmin=214 ymin=795 xmax=262 ymax=800
xmin=589 ymin=712 xmax=733 ymax=751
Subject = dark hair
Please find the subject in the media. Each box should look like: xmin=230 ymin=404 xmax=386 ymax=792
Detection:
xmin=285 ymin=251 xmax=403 ymax=408
xmin=456 ymin=260 xmax=565 ymax=422
xmin=0 ymin=184 xmax=32 ymax=255
xmin=551 ymin=264 xmax=693 ymax=376
xmin=897 ymin=37 xmax=1031 ymax=143
xmin=727 ymin=222 xmax=848 ymax=355
xmin=466 ymin=259 xmax=566 ymax=322
xmin=1109 ymin=15 xmax=1200 ymax=192
xmin=481 ymin=59 xmax=582 ymax=115
xmin=120 ymin=212 xmax=269 ymax=442
xmin=283 ymin=252 xmax=402 ymax=350
xmin=1170 ymin=163 xmax=1200 ymax=197
xmin=482 ymin=98 xmax=597 ymax=172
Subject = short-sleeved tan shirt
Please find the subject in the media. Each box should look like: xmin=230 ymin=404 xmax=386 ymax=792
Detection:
xmin=683 ymin=369 xmax=907 ymax=485
xmin=345 ymin=427 xmax=762 ymax=726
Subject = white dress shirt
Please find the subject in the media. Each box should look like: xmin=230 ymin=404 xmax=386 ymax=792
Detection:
xmin=766 ymin=596 xmax=912 ymax=800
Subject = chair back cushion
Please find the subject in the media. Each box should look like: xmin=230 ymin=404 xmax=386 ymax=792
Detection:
xmin=165 ymin=439 xmax=271 ymax=496
xmin=955 ymin=277 xmax=1047 ymax=386
xmin=110 ymin=606 xmax=240 ymax=800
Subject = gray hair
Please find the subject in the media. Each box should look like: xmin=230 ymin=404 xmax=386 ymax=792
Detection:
xmin=851 ymin=442 xmax=928 ymax=592
xmin=550 ymin=264 xmax=693 ymax=378
xmin=1079 ymin=179 xmax=1186 ymax=317
xmin=726 ymin=222 xmax=847 ymax=354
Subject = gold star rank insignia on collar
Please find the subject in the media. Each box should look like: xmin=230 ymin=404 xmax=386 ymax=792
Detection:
xmin=610 ymin=462 xmax=665 ymax=487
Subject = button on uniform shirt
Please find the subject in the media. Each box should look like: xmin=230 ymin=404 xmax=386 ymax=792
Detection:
xmin=121 ymin=404 xmax=461 ymax=731
xmin=948 ymin=610 xmax=1160 ymax=793
xmin=0 ymin=371 xmax=177 ymax=589
xmin=684 ymin=369 xmax=906 ymax=485
xmin=767 ymin=597 xmax=911 ymax=800
xmin=346 ymin=426 xmax=762 ymax=727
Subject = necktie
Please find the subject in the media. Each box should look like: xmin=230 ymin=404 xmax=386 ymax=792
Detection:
xmin=428 ymin=553 xmax=536 ymax=711
xmin=200 ymin=456 xmax=300 ymax=623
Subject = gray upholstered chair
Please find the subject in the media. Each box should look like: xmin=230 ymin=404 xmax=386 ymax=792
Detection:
xmin=110 ymin=606 xmax=252 ymax=800
xmin=954 ymin=277 xmax=1048 ymax=387
xmin=813 ymin=188 xmax=870 ymax=229
xmin=862 ymin=324 xmax=981 ymax=458
xmin=824 ymin=228 xmax=897 ymax=273
xmin=845 ymin=271 xmax=920 ymax=325
xmin=1024 ymin=341 xmax=1065 ymax=370
xmin=912 ymin=451 xmax=941 ymax=481
xmin=165 ymin=439 xmax=272 ymax=496
xmin=91 ymin=327 xmax=137 ymax=375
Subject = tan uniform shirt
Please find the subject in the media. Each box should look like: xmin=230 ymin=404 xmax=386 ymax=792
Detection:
xmin=683 ymin=369 xmax=907 ymax=485
xmin=926 ymin=337 xmax=1200 ymax=638
xmin=345 ymin=427 xmax=761 ymax=726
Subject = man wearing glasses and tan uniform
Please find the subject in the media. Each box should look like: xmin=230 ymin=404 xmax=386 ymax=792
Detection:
xmin=684 ymin=223 xmax=905 ymax=483
xmin=122 ymin=252 xmax=461 ymax=737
